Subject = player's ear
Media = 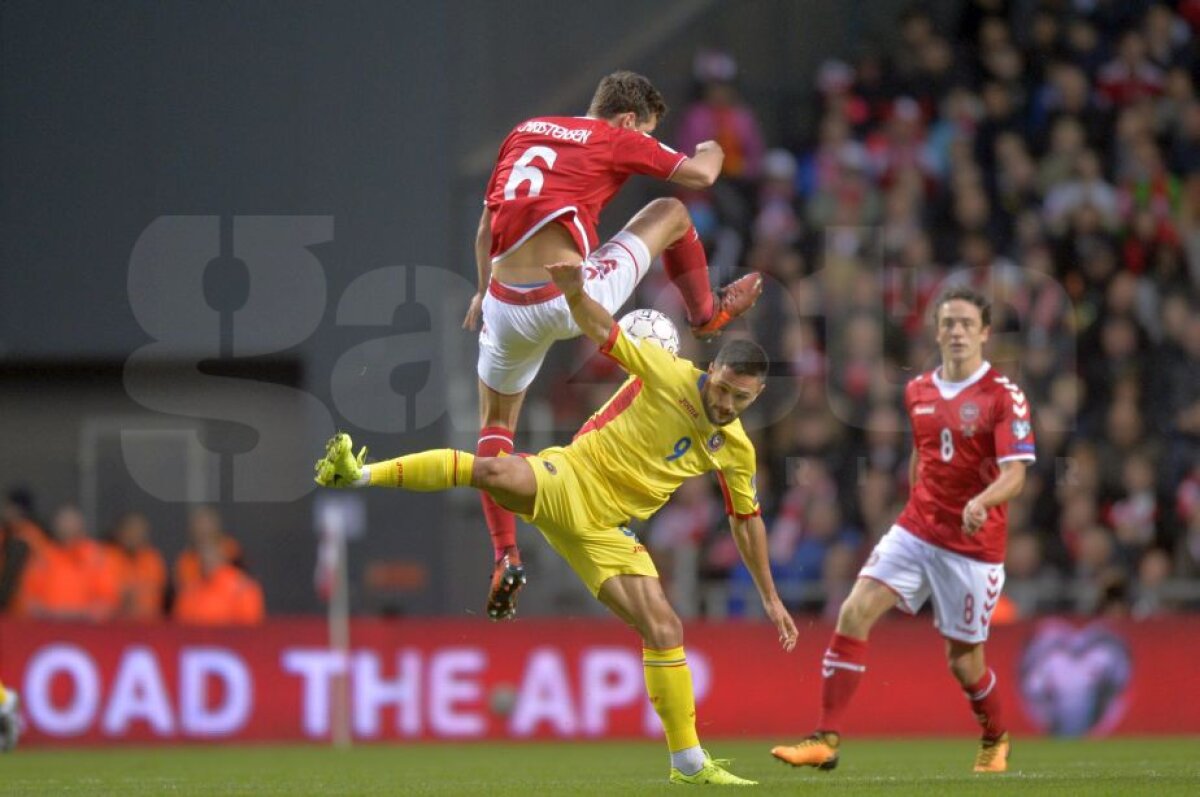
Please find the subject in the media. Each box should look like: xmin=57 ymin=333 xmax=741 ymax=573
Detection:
xmin=618 ymin=111 xmax=637 ymax=130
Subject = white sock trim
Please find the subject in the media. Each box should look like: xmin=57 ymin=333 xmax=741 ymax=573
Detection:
xmin=671 ymin=745 xmax=705 ymax=776
xmin=354 ymin=465 xmax=371 ymax=487
xmin=967 ymin=669 xmax=997 ymax=702
xmin=822 ymin=659 xmax=866 ymax=673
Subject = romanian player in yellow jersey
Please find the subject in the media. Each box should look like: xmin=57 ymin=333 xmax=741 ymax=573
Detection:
xmin=314 ymin=261 xmax=798 ymax=785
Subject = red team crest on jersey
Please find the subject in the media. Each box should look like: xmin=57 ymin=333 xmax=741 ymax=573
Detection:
xmin=485 ymin=116 xmax=686 ymax=261
xmin=896 ymin=364 xmax=1036 ymax=563
xmin=959 ymin=401 xmax=979 ymax=437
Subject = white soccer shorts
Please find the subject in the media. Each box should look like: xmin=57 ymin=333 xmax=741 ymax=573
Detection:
xmin=477 ymin=230 xmax=652 ymax=395
xmin=859 ymin=525 xmax=1005 ymax=644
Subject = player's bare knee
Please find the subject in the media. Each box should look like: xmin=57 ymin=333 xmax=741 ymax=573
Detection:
xmin=660 ymin=197 xmax=692 ymax=239
xmin=638 ymin=611 xmax=683 ymax=649
xmin=836 ymin=597 xmax=874 ymax=638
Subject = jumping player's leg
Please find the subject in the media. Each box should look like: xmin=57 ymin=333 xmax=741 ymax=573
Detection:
xmin=619 ymin=198 xmax=713 ymax=327
xmin=476 ymin=381 xmax=529 ymax=620
xmin=604 ymin=197 xmax=763 ymax=338
xmin=475 ymin=294 xmax=557 ymax=619
xmin=477 ymin=381 xmax=525 ymax=560
xmin=598 ymin=575 xmax=755 ymax=785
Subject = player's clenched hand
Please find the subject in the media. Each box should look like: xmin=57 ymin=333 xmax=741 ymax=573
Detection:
xmin=695 ymin=139 xmax=725 ymax=158
xmin=962 ymin=497 xmax=987 ymax=536
xmin=545 ymin=261 xmax=585 ymax=298
xmin=463 ymin=292 xmax=484 ymax=331
xmin=764 ymin=598 xmax=798 ymax=652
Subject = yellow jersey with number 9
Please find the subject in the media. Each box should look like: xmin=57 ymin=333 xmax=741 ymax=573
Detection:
xmin=552 ymin=323 xmax=761 ymax=527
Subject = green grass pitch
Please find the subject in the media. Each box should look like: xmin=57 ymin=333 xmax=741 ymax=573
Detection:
xmin=1 ymin=738 xmax=1197 ymax=795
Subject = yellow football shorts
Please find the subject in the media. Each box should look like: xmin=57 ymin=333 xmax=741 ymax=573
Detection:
xmin=519 ymin=447 xmax=659 ymax=596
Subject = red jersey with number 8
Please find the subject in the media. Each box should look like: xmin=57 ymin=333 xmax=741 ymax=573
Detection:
xmin=896 ymin=362 xmax=1036 ymax=563
xmin=484 ymin=116 xmax=686 ymax=262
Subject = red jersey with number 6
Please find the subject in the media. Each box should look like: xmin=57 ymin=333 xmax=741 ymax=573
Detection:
xmin=896 ymin=362 xmax=1036 ymax=563
xmin=484 ymin=116 xmax=686 ymax=262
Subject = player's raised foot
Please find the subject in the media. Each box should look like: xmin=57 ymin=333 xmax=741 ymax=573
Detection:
xmin=691 ymin=273 xmax=764 ymax=340
xmin=0 ymin=690 xmax=21 ymax=752
xmin=485 ymin=549 xmax=526 ymax=621
xmin=669 ymin=752 xmax=757 ymax=785
xmin=770 ymin=731 xmax=839 ymax=770
xmin=313 ymin=433 xmax=367 ymax=488
xmin=973 ymin=732 xmax=1010 ymax=773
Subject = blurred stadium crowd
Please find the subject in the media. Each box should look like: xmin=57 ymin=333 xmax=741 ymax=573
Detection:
xmin=550 ymin=1 xmax=1200 ymax=621
xmin=0 ymin=493 xmax=262 ymax=626
xmin=2 ymin=1 xmax=1197 ymax=626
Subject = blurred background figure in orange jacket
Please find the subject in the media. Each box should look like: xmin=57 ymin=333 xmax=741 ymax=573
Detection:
xmin=174 ymin=505 xmax=243 ymax=594
xmin=174 ymin=535 xmax=264 ymax=626
xmin=106 ymin=512 xmax=167 ymax=621
xmin=19 ymin=505 xmax=119 ymax=621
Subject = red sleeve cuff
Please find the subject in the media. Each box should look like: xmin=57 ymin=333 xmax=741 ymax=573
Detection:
xmin=665 ymin=153 xmax=687 ymax=179
xmin=599 ymin=321 xmax=621 ymax=356
xmin=732 ymin=508 xmax=762 ymax=519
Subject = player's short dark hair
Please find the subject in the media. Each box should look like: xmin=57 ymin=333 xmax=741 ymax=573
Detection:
xmin=588 ymin=71 xmax=668 ymax=124
xmin=932 ymin=287 xmax=991 ymax=328
xmin=713 ymin=339 xmax=769 ymax=382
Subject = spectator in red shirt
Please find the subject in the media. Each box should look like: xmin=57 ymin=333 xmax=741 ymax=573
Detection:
xmin=1097 ymin=31 xmax=1166 ymax=107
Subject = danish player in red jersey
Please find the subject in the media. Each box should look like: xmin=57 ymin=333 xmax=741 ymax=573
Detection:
xmin=772 ymin=288 xmax=1035 ymax=774
xmin=461 ymin=71 xmax=764 ymax=620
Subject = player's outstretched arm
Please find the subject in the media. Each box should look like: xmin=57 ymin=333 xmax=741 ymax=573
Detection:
xmin=545 ymin=261 xmax=614 ymax=345
xmin=730 ymin=514 xmax=798 ymax=651
xmin=669 ymin=140 xmax=724 ymax=189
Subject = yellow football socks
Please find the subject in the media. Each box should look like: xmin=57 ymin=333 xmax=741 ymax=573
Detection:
xmin=643 ymin=646 xmax=701 ymax=752
xmin=368 ymin=449 xmax=475 ymax=491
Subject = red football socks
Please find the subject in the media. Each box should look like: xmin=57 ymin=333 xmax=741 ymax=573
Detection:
xmin=816 ymin=632 xmax=868 ymax=734
xmin=662 ymin=226 xmax=715 ymax=326
xmin=477 ymin=426 xmax=516 ymax=559
xmin=964 ymin=668 xmax=1006 ymax=741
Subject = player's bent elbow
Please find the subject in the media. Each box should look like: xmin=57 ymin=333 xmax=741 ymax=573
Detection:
xmin=472 ymin=456 xmax=507 ymax=488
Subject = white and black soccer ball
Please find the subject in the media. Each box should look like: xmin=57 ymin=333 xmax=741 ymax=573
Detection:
xmin=618 ymin=308 xmax=680 ymax=354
